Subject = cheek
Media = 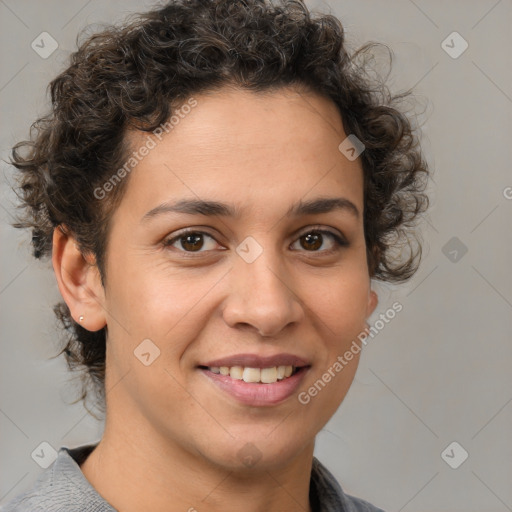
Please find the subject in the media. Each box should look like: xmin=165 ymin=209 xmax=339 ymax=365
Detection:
xmin=104 ymin=262 xmax=229 ymax=366
xmin=306 ymin=272 xmax=370 ymax=339
xmin=297 ymin=351 xmax=361 ymax=434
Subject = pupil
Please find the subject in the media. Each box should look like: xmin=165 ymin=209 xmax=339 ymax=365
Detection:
xmin=182 ymin=234 xmax=203 ymax=251
xmin=303 ymin=232 xmax=321 ymax=251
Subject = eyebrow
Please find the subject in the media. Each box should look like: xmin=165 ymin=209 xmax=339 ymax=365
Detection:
xmin=141 ymin=196 xmax=360 ymax=223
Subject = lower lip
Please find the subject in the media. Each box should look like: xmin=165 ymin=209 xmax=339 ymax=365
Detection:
xmin=199 ymin=367 xmax=309 ymax=406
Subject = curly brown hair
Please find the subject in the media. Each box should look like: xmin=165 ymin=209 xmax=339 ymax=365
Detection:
xmin=10 ymin=0 xmax=429 ymax=418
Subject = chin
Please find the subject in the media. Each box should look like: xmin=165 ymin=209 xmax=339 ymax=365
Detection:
xmin=197 ymin=432 xmax=311 ymax=474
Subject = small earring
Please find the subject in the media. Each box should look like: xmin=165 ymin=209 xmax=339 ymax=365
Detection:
xmin=79 ymin=315 xmax=84 ymax=322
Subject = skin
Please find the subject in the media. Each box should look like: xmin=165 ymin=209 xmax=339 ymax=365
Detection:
xmin=53 ymin=86 xmax=378 ymax=512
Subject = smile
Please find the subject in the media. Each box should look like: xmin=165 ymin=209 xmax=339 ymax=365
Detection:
xmin=198 ymin=365 xmax=310 ymax=406
xmin=201 ymin=365 xmax=298 ymax=384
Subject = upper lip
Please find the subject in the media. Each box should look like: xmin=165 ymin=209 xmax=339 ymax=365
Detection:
xmin=200 ymin=353 xmax=310 ymax=368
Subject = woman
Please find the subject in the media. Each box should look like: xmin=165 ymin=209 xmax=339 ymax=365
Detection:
xmin=4 ymin=0 xmax=429 ymax=510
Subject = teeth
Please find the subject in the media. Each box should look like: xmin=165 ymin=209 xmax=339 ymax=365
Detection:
xmin=260 ymin=367 xmax=277 ymax=383
xmin=229 ymin=366 xmax=244 ymax=380
xmin=207 ymin=365 xmax=296 ymax=383
xmin=243 ymin=367 xmax=261 ymax=383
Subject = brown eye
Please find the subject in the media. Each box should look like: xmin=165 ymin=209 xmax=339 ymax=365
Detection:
xmin=163 ymin=230 xmax=219 ymax=253
xmin=163 ymin=228 xmax=348 ymax=256
xmin=300 ymin=232 xmax=323 ymax=251
xmin=179 ymin=233 xmax=205 ymax=252
xmin=291 ymin=229 xmax=348 ymax=253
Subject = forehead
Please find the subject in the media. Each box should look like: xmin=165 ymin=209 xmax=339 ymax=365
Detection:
xmin=118 ymin=86 xmax=363 ymax=221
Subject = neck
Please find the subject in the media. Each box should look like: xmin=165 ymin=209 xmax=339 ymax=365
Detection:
xmin=80 ymin=413 xmax=315 ymax=512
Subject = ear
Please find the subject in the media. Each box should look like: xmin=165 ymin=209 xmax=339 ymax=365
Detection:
xmin=366 ymin=287 xmax=378 ymax=319
xmin=52 ymin=225 xmax=107 ymax=332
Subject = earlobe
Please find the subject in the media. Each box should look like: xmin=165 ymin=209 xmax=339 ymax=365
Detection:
xmin=366 ymin=288 xmax=378 ymax=318
xmin=52 ymin=225 xmax=107 ymax=332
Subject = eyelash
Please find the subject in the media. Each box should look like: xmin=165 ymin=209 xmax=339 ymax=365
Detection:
xmin=162 ymin=227 xmax=349 ymax=257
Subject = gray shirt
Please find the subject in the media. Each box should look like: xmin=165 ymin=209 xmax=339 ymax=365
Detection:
xmin=1 ymin=444 xmax=385 ymax=511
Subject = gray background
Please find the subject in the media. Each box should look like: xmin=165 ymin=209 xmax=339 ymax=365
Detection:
xmin=1 ymin=0 xmax=511 ymax=510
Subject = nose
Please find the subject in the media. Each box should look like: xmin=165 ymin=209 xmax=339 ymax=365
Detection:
xmin=221 ymin=245 xmax=305 ymax=338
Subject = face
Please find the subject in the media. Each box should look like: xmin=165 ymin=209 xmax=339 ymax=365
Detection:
xmin=98 ymin=86 xmax=378 ymax=471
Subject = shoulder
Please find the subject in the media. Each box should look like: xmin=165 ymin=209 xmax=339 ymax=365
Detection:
xmin=311 ymin=457 xmax=386 ymax=512
xmin=342 ymin=493 xmax=387 ymax=512
xmin=1 ymin=464 xmax=58 ymax=512
xmin=1 ymin=454 xmax=60 ymax=512
xmin=0 ymin=444 xmax=115 ymax=512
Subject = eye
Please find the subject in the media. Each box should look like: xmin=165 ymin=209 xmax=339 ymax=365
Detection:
xmin=290 ymin=228 xmax=348 ymax=254
xmin=162 ymin=229 xmax=221 ymax=253
xmin=162 ymin=227 xmax=348 ymax=255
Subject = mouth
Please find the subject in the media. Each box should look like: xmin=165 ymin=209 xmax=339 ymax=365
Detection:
xmin=197 ymin=364 xmax=311 ymax=406
xmin=197 ymin=364 xmax=303 ymax=384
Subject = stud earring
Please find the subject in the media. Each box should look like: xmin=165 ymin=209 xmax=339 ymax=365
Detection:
xmin=79 ymin=315 xmax=84 ymax=322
